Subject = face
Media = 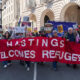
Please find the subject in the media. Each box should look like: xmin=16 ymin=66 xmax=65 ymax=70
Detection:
xmin=20 ymin=33 xmax=23 ymax=36
xmin=26 ymin=33 xmax=30 ymax=37
xmin=48 ymin=34 xmax=52 ymax=38
xmin=42 ymin=32 xmax=45 ymax=34
xmin=73 ymin=29 xmax=76 ymax=33
xmin=68 ymin=29 xmax=73 ymax=34
xmin=5 ymin=32 xmax=9 ymax=38
xmin=53 ymin=32 xmax=58 ymax=37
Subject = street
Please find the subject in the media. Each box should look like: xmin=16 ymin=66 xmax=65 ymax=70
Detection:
xmin=0 ymin=61 xmax=80 ymax=80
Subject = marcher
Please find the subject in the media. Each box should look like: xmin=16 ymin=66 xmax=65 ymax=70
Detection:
xmin=77 ymin=27 xmax=80 ymax=36
xmin=73 ymin=29 xmax=77 ymax=39
xmin=52 ymin=30 xmax=58 ymax=71
xmin=76 ymin=27 xmax=80 ymax=43
xmin=66 ymin=27 xmax=77 ymax=69
xmin=13 ymin=32 xmax=25 ymax=65
xmin=25 ymin=32 xmax=32 ymax=71
xmin=2 ymin=31 xmax=12 ymax=68
xmin=38 ymin=31 xmax=46 ymax=65
xmin=39 ymin=31 xmax=46 ymax=37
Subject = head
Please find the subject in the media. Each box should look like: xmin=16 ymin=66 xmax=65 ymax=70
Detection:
xmin=19 ymin=33 xmax=23 ymax=36
xmin=48 ymin=34 xmax=52 ymax=38
xmin=53 ymin=30 xmax=58 ymax=37
xmin=5 ymin=31 xmax=10 ymax=38
xmin=68 ymin=27 xmax=73 ymax=34
xmin=41 ymin=31 xmax=45 ymax=35
xmin=73 ymin=29 xmax=77 ymax=34
xmin=25 ymin=32 xmax=30 ymax=37
xmin=25 ymin=32 xmax=32 ymax=37
xmin=39 ymin=31 xmax=41 ymax=34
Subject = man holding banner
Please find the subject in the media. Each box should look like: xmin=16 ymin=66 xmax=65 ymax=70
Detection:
xmin=52 ymin=30 xmax=58 ymax=71
xmin=66 ymin=27 xmax=77 ymax=69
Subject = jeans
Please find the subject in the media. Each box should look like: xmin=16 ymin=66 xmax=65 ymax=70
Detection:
xmin=53 ymin=62 xmax=57 ymax=69
xmin=25 ymin=61 xmax=30 ymax=68
xmin=8 ymin=60 xmax=11 ymax=63
xmin=3 ymin=61 xmax=7 ymax=65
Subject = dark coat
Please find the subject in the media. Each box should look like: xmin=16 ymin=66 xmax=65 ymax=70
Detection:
xmin=66 ymin=33 xmax=75 ymax=42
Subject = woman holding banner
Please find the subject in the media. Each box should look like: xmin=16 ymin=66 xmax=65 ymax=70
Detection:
xmin=2 ymin=31 xmax=12 ymax=68
xmin=25 ymin=32 xmax=32 ymax=71
xmin=52 ymin=30 xmax=58 ymax=71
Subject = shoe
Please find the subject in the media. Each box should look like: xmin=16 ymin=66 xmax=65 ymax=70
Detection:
xmin=3 ymin=65 xmax=7 ymax=68
xmin=54 ymin=68 xmax=57 ymax=71
xmin=73 ymin=64 xmax=77 ymax=69
xmin=27 ymin=67 xmax=30 ymax=71
xmin=66 ymin=64 xmax=70 ymax=67
xmin=7 ymin=63 xmax=12 ymax=66
xmin=25 ymin=64 xmax=27 ymax=68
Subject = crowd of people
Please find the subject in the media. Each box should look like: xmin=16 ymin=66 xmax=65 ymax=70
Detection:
xmin=1 ymin=26 xmax=80 ymax=71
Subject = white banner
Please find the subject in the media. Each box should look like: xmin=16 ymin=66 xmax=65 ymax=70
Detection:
xmin=14 ymin=27 xmax=26 ymax=33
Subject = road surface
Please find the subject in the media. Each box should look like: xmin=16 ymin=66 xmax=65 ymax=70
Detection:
xmin=0 ymin=61 xmax=80 ymax=80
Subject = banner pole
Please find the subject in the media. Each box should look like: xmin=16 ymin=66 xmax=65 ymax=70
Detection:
xmin=33 ymin=62 xmax=37 ymax=80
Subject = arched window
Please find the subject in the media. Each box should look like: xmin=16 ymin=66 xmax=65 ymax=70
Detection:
xmin=44 ymin=15 xmax=50 ymax=24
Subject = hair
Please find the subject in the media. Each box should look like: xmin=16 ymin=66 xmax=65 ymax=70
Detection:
xmin=68 ymin=27 xmax=73 ymax=31
xmin=53 ymin=30 xmax=57 ymax=33
xmin=4 ymin=31 xmax=11 ymax=38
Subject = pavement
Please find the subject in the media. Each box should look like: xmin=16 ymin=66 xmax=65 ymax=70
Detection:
xmin=0 ymin=61 xmax=80 ymax=80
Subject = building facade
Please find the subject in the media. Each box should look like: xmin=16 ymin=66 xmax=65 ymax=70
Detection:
xmin=20 ymin=0 xmax=80 ymax=31
xmin=2 ymin=0 xmax=20 ymax=31
xmin=2 ymin=0 xmax=80 ymax=31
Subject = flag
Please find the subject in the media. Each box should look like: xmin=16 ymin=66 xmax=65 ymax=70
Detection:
xmin=18 ymin=17 xmax=21 ymax=26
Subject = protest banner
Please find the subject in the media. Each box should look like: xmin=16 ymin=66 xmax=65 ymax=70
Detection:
xmin=14 ymin=27 xmax=26 ymax=33
xmin=44 ymin=23 xmax=53 ymax=33
xmin=21 ymin=22 xmax=31 ymax=27
xmin=0 ymin=37 xmax=80 ymax=64
xmin=57 ymin=25 xmax=63 ymax=33
xmin=48 ymin=21 xmax=77 ymax=37
xmin=27 ymin=27 xmax=32 ymax=32
xmin=34 ymin=27 xmax=37 ymax=33
xmin=48 ymin=21 xmax=77 ymax=31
